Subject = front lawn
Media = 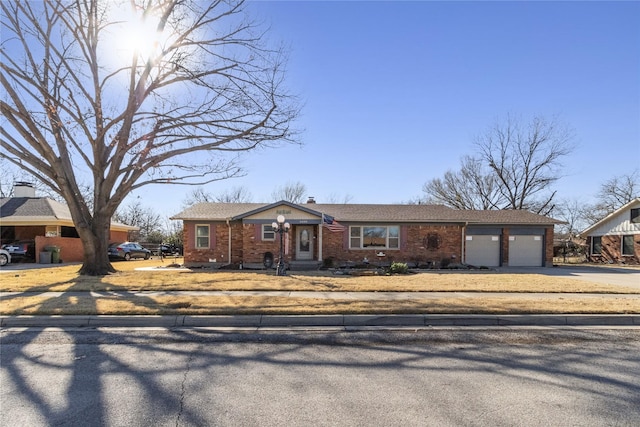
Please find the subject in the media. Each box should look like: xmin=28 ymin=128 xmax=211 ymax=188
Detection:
xmin=1 ymin=259 xmax=638 ymax=315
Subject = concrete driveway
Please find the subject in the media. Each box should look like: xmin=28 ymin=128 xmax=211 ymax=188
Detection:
xmin=0 ymin=262 xmax=80 ymax=273
xmin=500 ymin=265 xmax=640 ymax=289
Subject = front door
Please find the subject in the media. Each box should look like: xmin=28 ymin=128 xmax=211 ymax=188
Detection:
xmin=296 ymin=226 xmax=313 ymax=260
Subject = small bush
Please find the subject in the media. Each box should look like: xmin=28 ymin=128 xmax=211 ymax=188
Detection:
xmin=323 ymin=257 xmax=334 ymax=268
xmin=389 ymin=262 xmax=409 ymax=274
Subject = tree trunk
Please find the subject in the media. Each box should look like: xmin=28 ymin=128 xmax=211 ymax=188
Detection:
xmin=77 ymin=214 xmax=116 ymax=276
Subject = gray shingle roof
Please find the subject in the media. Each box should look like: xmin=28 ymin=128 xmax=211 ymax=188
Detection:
xmin=171 ymin=202 xmax=562 ymax=225
xmin=1 ymin=197 xmax=137 ymax=230
xmin=1 ymin=197 xmax=74 ymax=221
xmin=171 ymin=203 xmax=269 ymax=220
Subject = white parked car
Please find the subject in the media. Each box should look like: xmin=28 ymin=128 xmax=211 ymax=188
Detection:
xmin=0 ymin=248 xmax=11 ymax=266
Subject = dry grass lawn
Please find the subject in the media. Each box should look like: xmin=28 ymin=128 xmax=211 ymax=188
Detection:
xmin=3 ymin=294 xmax=639 ymax=316
xmin=1 ymin=258 xmax=639 ymax=315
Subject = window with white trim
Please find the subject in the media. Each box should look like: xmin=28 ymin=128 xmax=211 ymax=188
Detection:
xmin=349 ymin=226 xmax=399 ymax=249
xmin=195 ymin=225 xmax=210 ymax=249
xmin=622 ymin=235 xmax=634 ymax=256
xmin=631 ymin=208 xmax=640 ymax=224
xmin=591 ymin=236 xmax=602 ymax=255
xmin=262 ymin=224 xmax=275 ymax=241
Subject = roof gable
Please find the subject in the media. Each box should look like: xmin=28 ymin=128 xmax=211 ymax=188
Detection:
xmin=580 ymin=198 xmax=640 ymax=236
xmin=233 ymin=200 xmax=322 ymax=221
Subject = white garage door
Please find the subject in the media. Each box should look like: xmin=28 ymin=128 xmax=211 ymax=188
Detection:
xmin=465 ymin=235 xmax=500 ymax=267
xmin=509 ymin=235 xmax=543 ymax=266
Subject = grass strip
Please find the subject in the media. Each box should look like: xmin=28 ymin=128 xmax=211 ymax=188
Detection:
xmin=2 ymin=265 xmax=638 ymax=294
xmin=2 ymin=294 xmax=639 ymax=316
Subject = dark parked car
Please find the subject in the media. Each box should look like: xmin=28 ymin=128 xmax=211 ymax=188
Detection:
xmin=1 ymin=240 xmax=35 ymax=262
xmin=108 ymin=242 xmax=151 ymax=261
xmin=159 ymin=244 xmax=181 ymax=256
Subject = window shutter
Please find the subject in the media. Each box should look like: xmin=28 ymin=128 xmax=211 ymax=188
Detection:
xmin=401 ymin=226 xmax=408 ymax=249
xmin=255 ymin=224 xmax=262 ymax=240
xmin=188 ymin=223 xmax=195 ymax=250
xmin=343 ymin=228 xmax=349 ymax=250
xmin=211 ymin=224 xmax=216 ymax=248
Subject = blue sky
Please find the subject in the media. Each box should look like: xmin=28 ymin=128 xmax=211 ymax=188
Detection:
xmin=134 ymin=0 xmax=639 ymax=216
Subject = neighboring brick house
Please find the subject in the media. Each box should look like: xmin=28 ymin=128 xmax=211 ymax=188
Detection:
xmin=171 ymin=199 xmax=561 ymax=269
xmin=581 ymin=198 xmax=640 ymax=265
xmin=1 ymin=183 xmax=137 ymax=263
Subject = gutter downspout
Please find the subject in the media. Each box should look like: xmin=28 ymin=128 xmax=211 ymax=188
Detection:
xmin=461 ymin=222 xmax=467 ymax=264
xmin=226 ymin=218 xmax=232 ymax=266
xmin=318 ymin=213 xmax=323 ymax=262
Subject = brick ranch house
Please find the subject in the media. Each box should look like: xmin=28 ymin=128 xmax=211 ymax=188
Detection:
xmin=172 ymin=199 xmax=562 ymax=269
xmin=1 ymin=183 xmax=137 ymax=263
xmin=581 ymin=197 xmax=640 ymax=265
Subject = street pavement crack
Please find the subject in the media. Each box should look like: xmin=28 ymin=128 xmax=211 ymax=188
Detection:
xmin=176 ymin=345 xmax=197 ymax=427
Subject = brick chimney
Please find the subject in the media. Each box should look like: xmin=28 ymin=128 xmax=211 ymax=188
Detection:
xmin=306 ymin=196 xmax=316 ymax=204
xmin=14 ymin=182 xmax=36 ymax=197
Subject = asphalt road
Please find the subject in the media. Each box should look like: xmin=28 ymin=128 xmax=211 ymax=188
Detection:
xmin=2 ymin=327 xmax=639 ymax=426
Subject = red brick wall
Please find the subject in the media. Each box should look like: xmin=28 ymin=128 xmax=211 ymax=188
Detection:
xmin=230 ymin=222 xmax=244 ymax=264
xmin=321 ymin=224 xmax=464 ymax=267
xmin=242 ymin=223 xmax=281 ymax=264
xmin=182 ymin=221 xmax=228 ymax=264
xmin=545 ymin=227 xmax=555 ymax=266
xmin=320 ymin=227 xmax=344 ymax=264
xmin=181 ymin=221 xmax=557 ymax=268
xmin=587 ymin=235 xmax=640 ymax=265
xmin=35 ymin=236 xmax=84 ymax=262
xmin=110 ymin=230 xmax=129 ymax=243
xmin=501 ymin=228 xmax=510 ymax=265
xmin=15 ymin=226 xmax=45 ymax=240
xmin=16 ymin=229 xmax=133 ymax=263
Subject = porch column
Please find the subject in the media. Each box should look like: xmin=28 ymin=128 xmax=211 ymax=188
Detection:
xmin=318 ymin=215 xmax=323 ymax=262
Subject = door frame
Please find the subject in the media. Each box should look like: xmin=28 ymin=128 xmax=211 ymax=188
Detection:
xmin=295 ymin=225 xmax=314 ymax=260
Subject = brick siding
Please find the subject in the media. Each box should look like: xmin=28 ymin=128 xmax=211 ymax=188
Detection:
xmin=587 ymin=235 xmax=640 ymax=265
xmin=545 ymin=227 xmax=555 ymax=266
xmin=183 ymin=221 xmax=556 ymax=268
xmin=35 ymin=236 xmax=84 ymax=262
xmin=321 ymin=224 xmax=464 ymax=267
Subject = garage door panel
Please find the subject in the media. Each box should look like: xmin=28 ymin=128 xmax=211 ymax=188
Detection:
xmin=509 ymin=235 xmax=543 ymax=267
xmin=465 ymin=235 xmax=500 ymax=267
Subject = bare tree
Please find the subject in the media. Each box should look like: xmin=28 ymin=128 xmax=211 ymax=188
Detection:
xmin=582 ymin=169 xmax=640 ymax=225
xmin=422 ymin=156 xmax=502 ymax=210
xmin=182 ymin=187 xmax=216 ymax=207
xmin=0 ymin=159 xmax=60 ymax=200
xmin=596 ymin=169 xmax=640 ymax=212
xmin=1 ymin=0 xmax=299 ymax=274
xmin=162 ymin=217 xmax=184 ymax=247
xmin=0 ymin=160 xmax=25 ymax=198
xmin=214 ymin=186 xmax=253 ymax=203
xmin=474 ymin=114 xmax=574 ymax=215
xmin=555 ymin=198 xmax=588 ymax=239
xmin=182 ymin=185 xmax=252 ymax=207
xmin=271 ymin=181 xmax=306 ymax=203
xmin=114 ymin=200 xmax=163 ymax=242
xmin=325 ymin=192 xmax=354 ymax=204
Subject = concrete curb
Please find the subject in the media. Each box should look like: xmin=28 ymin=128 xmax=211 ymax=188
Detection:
xmin=2 ymin=314 xmax=639 ymax=328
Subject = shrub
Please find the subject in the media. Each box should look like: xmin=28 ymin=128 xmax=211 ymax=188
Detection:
xmin=389 ymin=262 xmax=409 ymax=274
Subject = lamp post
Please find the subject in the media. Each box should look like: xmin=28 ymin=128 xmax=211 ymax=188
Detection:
xmin=272 ymin=214 xmax=290 ymax=276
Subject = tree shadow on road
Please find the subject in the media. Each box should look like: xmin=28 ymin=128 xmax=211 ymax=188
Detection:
xmin=2 ymin=326 xmax=640 ymax=425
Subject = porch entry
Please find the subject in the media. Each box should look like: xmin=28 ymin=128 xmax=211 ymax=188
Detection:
xmin=296 ymin=225 xmax=314 ymax=260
